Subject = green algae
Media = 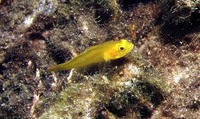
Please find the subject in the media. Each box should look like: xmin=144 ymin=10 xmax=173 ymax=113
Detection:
xmin=39 ymin=51 xmax=169 ymax=118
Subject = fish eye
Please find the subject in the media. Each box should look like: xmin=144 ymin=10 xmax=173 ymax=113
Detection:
xmin=119 ymin=46 xmax=124 ymax=51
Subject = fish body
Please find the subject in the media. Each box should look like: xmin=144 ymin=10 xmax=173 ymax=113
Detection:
xmin=48 ymin=39 xmax=134 ymax=72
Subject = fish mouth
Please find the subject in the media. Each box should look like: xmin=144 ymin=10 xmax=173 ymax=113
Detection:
xmin=128 ymin=43 xmax=134 ymax=50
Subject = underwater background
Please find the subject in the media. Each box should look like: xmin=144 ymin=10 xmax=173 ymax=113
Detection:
xmin=0 ymin=0 xmax=199 ymax=118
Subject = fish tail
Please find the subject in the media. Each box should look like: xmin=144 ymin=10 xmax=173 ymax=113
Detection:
xmin=47 ymin=65 xmax=60 ymax=72
xmin=47 ymin=62 xmax=71 ymax=72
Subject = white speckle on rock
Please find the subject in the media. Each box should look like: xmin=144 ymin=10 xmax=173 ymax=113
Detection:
xmin=23 ymin=0 xmax=58 ymax=28
xmin=23 ymin=15 xmax=35 ymax=28
xmin=27 ymin=60 xmax=32 ymax=67
xmin=127 ymin=64 xmax=141 ymax=75
xmin=51 ymin=73 xmax=58 ymax=87
xmin=173 ymin=67 xmax=190 ymax=83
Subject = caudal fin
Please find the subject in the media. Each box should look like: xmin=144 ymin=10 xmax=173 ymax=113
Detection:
xmin=47 ymin=62 xmax=72 ymax=72
xmin=47 ymin=65 xmax=61 ymax=72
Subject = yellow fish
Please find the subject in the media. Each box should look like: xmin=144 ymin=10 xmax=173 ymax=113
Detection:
xmin=48 ymin=39 xmax=134 ymax=72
